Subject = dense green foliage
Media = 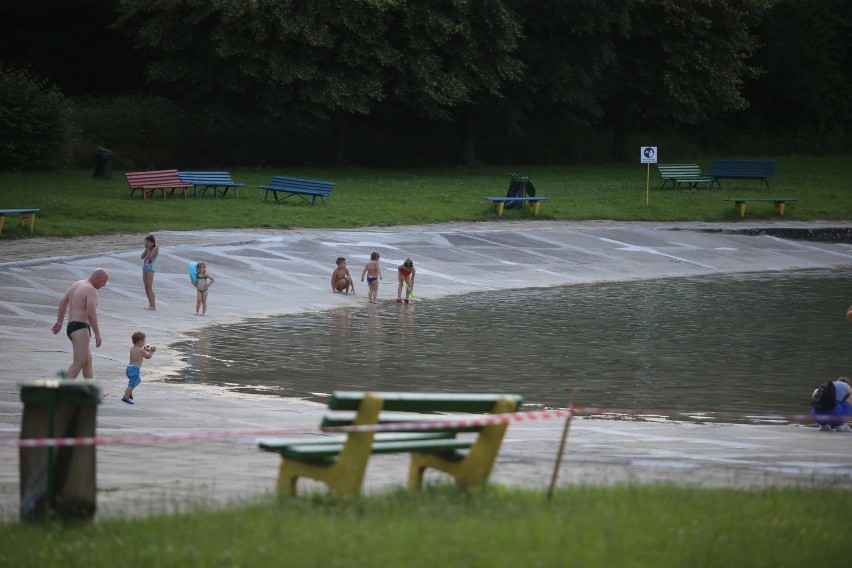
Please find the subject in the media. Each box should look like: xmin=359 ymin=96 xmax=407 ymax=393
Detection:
xmin=1 ymin=485 xmax=849 ymax=567
xmin=1 ymin=156 xmax=851 ymax=240
xmin=1 ymin=0 xmax=851 ymax=168
xmin=0 ymin=66 xmax=75 ymax=170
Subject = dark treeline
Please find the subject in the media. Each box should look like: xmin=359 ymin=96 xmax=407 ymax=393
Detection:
xmin=0 ymin=0 xmax=850 ymax=170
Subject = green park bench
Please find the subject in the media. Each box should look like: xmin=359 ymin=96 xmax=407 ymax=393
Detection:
xmin=655 ymin=163 xmax=718 ymax=189
xmin=258 ymin=391 xmax=523 ymax=498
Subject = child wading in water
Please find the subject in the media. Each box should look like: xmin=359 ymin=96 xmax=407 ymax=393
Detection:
xmin=397 ymin=258 xmax=415 ymax=303
xmin=360 ymin=252 xmax=383 ymax=304
xmin=193 ymin=262 xmax=215 ymax=315
xmin=331 ymin=257 xmax=355 ymax=294
xmin=122 ymin=331 xmax=155 ymax=405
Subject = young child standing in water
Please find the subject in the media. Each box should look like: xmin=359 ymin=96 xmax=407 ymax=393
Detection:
xmin=397 ymin=258 xmax=415 ymax=303
xmin=360 ymin=252 xmax=383 ymax=304
xmin=122 ymin=331 xmax=155 ymax=405
xmin=194 ymin=262 xmax=215 ymax=315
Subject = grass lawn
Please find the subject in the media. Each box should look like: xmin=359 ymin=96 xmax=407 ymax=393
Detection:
xmin=2 ymin=156 xmax=852 ymax=239
xmin=1 ymin=485 xmax=849 ymax=567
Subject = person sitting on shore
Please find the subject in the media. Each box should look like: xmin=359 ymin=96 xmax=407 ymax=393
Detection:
xmin=811 ymin=377 xmax=852 ymax=431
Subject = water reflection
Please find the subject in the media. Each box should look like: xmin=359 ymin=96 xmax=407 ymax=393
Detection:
xmin=166 ymin=268 xmax=852 ymax=420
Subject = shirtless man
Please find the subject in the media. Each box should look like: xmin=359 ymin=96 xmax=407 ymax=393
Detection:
xmin=51 ymin=268 xmax=109 ymax=379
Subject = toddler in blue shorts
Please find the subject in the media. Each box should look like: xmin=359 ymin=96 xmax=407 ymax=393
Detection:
xmin=122 ymin=331 xmax=156 ymax=405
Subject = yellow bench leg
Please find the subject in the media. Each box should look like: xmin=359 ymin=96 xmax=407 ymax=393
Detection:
xmin=494 ymin=202 xmax=505 ymax=217
xmin=407 ymin=396 xmax=518 ymax=491
xmin=734 ymin=202 xmax=746 ymax=218
xmin=19 ymin=213 xmax=36 ymax=231
xmin=530 ymin=201 xmax=541 ymax=216
xmin=774 ymin=202 xmax=785 ymax=216
xmin=276 ymin=394 xmax=382 ymax=498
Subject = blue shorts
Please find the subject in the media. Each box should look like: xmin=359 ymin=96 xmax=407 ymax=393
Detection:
xmin=810 ymin=401 xmax=852 ymax=427
xmin=126 ymin=365 xmax=141 ymax=389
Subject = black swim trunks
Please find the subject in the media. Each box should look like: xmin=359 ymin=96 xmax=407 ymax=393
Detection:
xmin=66 ymin=321 xmax=91 ymax=339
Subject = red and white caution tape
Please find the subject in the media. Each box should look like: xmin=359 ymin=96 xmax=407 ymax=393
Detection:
xmin=2 ymin=427 xmax=316 ymax=449
xmin=0 ymin=407 xmax=835 ymax=448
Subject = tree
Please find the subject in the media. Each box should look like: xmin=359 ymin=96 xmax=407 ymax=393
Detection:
xmin=0 ymin=66 xmax=75 ymax=170
xmin=385 ymin=0 xmax=523 ymax=164
xmin=117 ymin=0 xmax=522 ymax=165
xmin=745 ymin=0 xmax=852 ymax=141
xmin=598 ymin=0 xmax=772 ymax=160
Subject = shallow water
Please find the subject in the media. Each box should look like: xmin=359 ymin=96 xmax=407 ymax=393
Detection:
xmin=167 ymin=268 xmax=852 ymax=420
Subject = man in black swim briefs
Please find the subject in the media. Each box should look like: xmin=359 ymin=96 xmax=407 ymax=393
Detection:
xmin=66 ymin=321 xmax=91 ymax=339
xmin=52 ymin=268 xmax=108 ymax=379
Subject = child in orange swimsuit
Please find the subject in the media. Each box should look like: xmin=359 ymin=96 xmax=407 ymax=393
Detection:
xmin=396 ymin=258 xmax=415 ymax=303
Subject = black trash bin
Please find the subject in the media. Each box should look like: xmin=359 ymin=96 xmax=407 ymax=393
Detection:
xmin=93 ymin=147 xmax=113 ymax=179
xmin=19 ymin=380 xmax=101 ymax=522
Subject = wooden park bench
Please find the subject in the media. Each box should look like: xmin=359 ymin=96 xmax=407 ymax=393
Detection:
xmin=258 ymin=176 xmax=335 ymax=206
xmin=711 ymin=159 xmax=776 ymax=189
xmin=0 ymin=208 xmax=39 ymax=235
xmin=178 ymin=171 xmax=246 ymax=198
xmin=722 ymin=197 xmax=797 ymax=218
xmin=125 ymin=169 xmax=193 ymax=200
xmin=655 ymin=163 xmax=718 ymax=189
xmin=258 ymin=391 xmax=523 ymax=498
xmin=482 ymin=196 xmax=549 ymax=217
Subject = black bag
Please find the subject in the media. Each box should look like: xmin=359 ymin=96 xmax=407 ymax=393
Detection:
xmin=505 ymin=174 xmax=527 ymax=209
xmin=811 ymin=381 xmax=836 ymax=411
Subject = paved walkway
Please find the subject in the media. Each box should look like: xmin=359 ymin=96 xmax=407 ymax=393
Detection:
xmin=2 ymin=221 xmax=852 ymax=520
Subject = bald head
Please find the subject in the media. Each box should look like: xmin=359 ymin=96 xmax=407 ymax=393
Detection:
xmin=90 ymin=268 xmax=109 ymax=289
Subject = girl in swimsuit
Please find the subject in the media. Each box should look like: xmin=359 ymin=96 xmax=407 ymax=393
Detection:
xmin=194 ymin=262 xmax=215 ymax=315
xmin=397 ymin=258 xmax=415 ymax=303
xmin=360 ymin=252 xmax=382 ymax=304
xmin=141 ymin=235 xmax=159 ymax=310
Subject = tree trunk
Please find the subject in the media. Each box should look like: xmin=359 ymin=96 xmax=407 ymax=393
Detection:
xmin=458 ymin=107 xmax=477 ymax=166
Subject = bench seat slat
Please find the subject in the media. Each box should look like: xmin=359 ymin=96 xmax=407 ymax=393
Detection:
xmin=279 ymin=438 xmax=473 ymax=461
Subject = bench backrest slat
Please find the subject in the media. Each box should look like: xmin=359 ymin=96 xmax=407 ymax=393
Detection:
xmin=125 ymin=169 xmax=190 ymax=187
xmin=178 ymin=171 xmax=243 ymax=185
xmin=711 ymin=160 xmax=776 ymax=178
xmin=328 ymin=391 xmax=523 ymax=413
xmin=656 ymin=164 xmax=703 ymax=178
xmin=266 ymin=176 xmax=334 ymax=194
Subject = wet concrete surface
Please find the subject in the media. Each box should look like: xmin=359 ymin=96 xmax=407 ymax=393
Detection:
xmin=2 ymin=220 xmax=852 ymax=521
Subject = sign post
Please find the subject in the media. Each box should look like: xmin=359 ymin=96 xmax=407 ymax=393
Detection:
xmin=640 ymin=146 xmax=657 ymax=206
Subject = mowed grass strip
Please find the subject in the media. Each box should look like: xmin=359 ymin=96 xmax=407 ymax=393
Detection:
xmin=1 ymin=485 xmax=848 ymax=567
xmin=2 ymin=156 xmax=852 ymax=239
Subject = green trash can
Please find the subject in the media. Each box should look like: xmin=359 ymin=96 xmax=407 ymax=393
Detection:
xmin=19 ymin=380 xmax=101 ymax=522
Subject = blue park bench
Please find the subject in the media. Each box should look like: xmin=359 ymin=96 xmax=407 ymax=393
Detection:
xmin=656 ymin=163 xmax=718 ymax=190
xmin=483 ymin=173 xmax=549 ymax=217
xmin=258 ymin=391 xmax=523 ymax=498
xmin=258 ymin=176 xmax=335 ymax=206
xmin=0 ymin=208 xmax=40 ymax=235
xmin=711 ymin=159 xmax=776 ymax=189
xmin=178 ymin=171 xmax=246 ymax=198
